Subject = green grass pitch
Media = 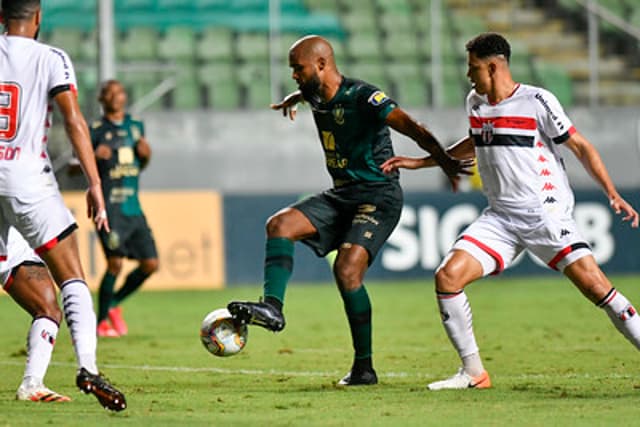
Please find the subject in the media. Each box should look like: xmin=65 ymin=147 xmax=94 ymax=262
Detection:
xmin=0 ymin=275 xmax=638 ymax=426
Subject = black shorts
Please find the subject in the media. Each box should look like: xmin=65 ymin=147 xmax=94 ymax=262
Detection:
xmin=97 ymin=213 xmax=158 ymax=260
xmin=292 ymin=181 xmax=403 ymax=263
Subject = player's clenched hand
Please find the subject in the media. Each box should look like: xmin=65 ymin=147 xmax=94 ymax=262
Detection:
xmin=95 ymin=144 xmax=112 ymax=160
xmin=86 ymin=184 xmax=110 ymax=232
xmin=380 ymin=156 xmax=430 ymax=174
xmin=270 ymin=90 xmax=303 ymax=121
xmin=609 ymin=195 xmax=639 ymax=228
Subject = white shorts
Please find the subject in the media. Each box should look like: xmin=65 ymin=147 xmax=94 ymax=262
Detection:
xmin=0 ymin=192 xmax=77 ymax=258
xmin=448 ymin=207 xmax=592 ymax=276
xmin=0 ymin=228 xmax=43 ymax=288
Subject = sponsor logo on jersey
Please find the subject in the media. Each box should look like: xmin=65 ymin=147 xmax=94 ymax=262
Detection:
xmin=332 ymin=106 xmax=345 ymax=125
xmin=368 ymin=91 xmax=389 ymax=106
xmin=534 ymin=92 xmax=559 ymax=120
xmin=543 ymin=196 xmax=557 ymax=204
xmin=358 ymin=204 xmax=377 ymax=214
xmin=560 ymin=229 xmax=571 ymax=236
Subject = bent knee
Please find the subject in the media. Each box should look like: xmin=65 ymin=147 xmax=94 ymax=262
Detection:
xmin=141 ymin=259 xmax=159 ymax=275
xmin=266 ymin=213 xmax=288 ymax=236
xmin=435 ymin=265 xmax=460 ymax=293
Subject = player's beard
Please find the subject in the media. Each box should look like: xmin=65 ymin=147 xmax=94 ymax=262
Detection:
xmin=298 ymin=73 xmax=322 ymax=103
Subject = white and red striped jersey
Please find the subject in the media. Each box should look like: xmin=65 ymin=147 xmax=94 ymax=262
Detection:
xmin=467 ymin=83 xmax=577 ymax=214
xmin=0 ymin=35 xmax=77 ymax=197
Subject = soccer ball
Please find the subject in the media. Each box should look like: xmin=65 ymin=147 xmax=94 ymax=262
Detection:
xmin=200 ymin=308 xmax=248 ymax=357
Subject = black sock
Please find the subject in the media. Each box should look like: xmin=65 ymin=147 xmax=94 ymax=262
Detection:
xmin=353 ymin=356 xmax=373 ymax=372
xmin=264 ymin=296 xmax=283 ymax=312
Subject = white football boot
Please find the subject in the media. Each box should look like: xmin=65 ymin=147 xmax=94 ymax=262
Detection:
xmin=427 ymin=367 xmax=492 ymax=390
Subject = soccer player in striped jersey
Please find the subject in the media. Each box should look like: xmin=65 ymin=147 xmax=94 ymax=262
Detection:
xmin=0 ymin=0 xmax=125 ymax=410
xmin=228 ymin=35 xmax=472 ymax=386
xmin=382 ymin=32 xmax=639 ymax=390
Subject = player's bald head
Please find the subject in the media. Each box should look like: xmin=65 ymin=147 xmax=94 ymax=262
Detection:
xmin=289 ymin=35 xmax=335 ymax=66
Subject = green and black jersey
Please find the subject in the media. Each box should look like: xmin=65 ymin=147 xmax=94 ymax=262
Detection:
xmin=90 ymin=114 xmax=145 ymax=217
xmin=306 ymin=76 xmax=399 ymax=188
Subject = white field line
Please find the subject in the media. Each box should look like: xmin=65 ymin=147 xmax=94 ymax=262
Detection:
xmin=0 ymin=360 xmax=636 ymax=380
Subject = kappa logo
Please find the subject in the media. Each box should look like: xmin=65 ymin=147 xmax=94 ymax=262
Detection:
xmin=560 ymin=229 xmax=571 ymax=236
xmin=543 ymin=196 xmax=557 ymax=204
xmin=368 ymin=91 xmax=389 ymax=106
xmin=542 ymin=182 xmax=556 ymax=191
xmin=540 ymin=168 xmax=551 ymax=176
xmin=481 ymin=121 xmax=494 ymax=144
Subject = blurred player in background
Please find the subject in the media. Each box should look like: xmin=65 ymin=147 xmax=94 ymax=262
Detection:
xmin=382 ymin=32 xmax=640 ymax=390
xmin=228 ymin=35 xmax=472 ymax=386
xmin=90 ymin=80 xmax=158 ymax=337
xmin=0 ymin=0 xmax=125 ymax=410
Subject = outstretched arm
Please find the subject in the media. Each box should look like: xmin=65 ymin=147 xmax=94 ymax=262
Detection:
xmin=384 ymin=109 xmax=474 ymax=191
xmin=54 ymin=90 xmax=110 ymax=232
xmin=270 ymin=90 xmax=304 ymax=121
xmin=381 ymin=137 xmax=475 ymax=173
xmin=564 ymin=132 xmax=638 ymax=228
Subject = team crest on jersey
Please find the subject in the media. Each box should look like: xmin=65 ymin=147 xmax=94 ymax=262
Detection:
xmin=481 ymin=121 xmax=494 ymax=144
xmin=332 ymin=106 xmax=345 ymax=125
xmin=105 ymin=131 xmax=113 ymax=141
xmin=368 ymin=91 xmax=388 ymax=106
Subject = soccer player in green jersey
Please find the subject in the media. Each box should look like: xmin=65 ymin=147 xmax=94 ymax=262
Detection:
xmin=91 ymin=80 xmax=159 ymax=337
xmin=229 ymin=35 xmax=472 ymax=385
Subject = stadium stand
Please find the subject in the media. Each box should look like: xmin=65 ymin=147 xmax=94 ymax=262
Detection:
xmin=38 ymin=0 xmax=640 ymax=110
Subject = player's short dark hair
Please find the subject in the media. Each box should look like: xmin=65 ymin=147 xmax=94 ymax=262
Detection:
xmin=1 ymin=0 xmax=40 ymax=21
xmin=465 ymin=32 xmax=511 ymax=62
xmin=97 ymin=79 xmax=122 ymax=103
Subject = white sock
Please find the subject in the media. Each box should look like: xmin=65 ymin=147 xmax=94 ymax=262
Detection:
xmin=61 ymin=279 xmax=99 ymax=374
xmin=22 ymin=317 xmax=59 ymax=386
xmin=599 ymin=288 xmax=640 ymax=349
xmin=437 ymin=291 xmax=485 ymax=376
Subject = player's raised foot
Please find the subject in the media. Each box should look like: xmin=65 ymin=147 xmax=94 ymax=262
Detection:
xmin=427 ymin=367 xmax=491 ymax=390
xmin=16 ymin=382 xmax=71 ymax=402
xmin=227 ymin=300 xmax=285 ymax=332
xmin=97 ymin=320 xmax=120 ymax=338
xmin=337 ymin=368 xmax=378 ymax=386
xmin=108 ymin=306 xmax=128 ymax=336
xmin=76 ymin=368 xmax=126 ymax=411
